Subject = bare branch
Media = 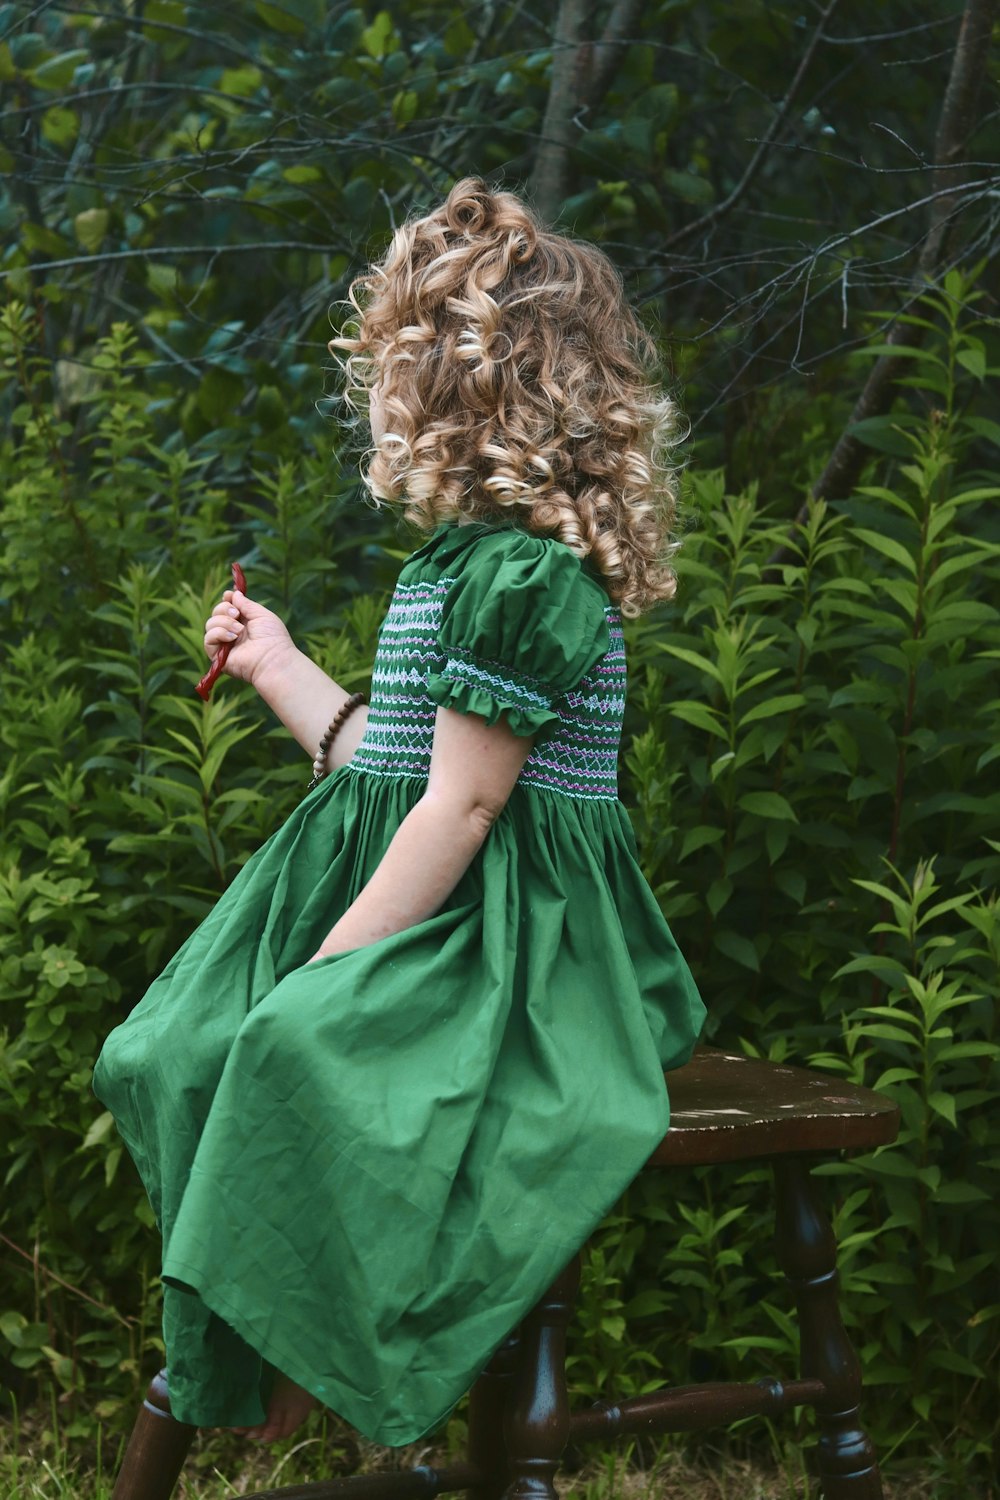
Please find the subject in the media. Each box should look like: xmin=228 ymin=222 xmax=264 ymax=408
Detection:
xmin=659 ymin=0 xmax=843 ymax=258
xmin=798 ymin=0 xmax=996 ymax=520
xmin=586 ymin=0 xmax=645 ymax=106
xmin=819 ymin=13 xmax=965 ymax=46
xmin=0 ymin=242 xmax=338 ymax=284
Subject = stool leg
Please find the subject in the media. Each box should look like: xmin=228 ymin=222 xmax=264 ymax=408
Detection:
xmin=465 ymin=1331 xmax=520 ymax=1499
xmin=774 ymin=1159 xmax=884 ymax=1500
xmin=502 ymin=1252 xmax=581 ymax=1500
xmin=111 ymin=1367 xmax=197 ymax=1500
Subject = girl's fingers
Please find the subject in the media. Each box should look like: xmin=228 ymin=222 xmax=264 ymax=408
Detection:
xmin=206 ymin=607 xmax=243 ymax=632
xmin=211 ymin=601 xmax=242 ymax=621
xmin=205 ymin=622 xmax=243 ymax=645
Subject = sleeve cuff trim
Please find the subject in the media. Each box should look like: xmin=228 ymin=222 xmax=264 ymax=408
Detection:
xmin=425 ymin=672 xmax=560 ymax=739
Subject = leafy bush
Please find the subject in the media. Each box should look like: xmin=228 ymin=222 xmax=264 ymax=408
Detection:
xmin=567 ymin=269 xmax=1000 ymax=1484
xmin=1 ymin=271 xmax=997 ymax=1493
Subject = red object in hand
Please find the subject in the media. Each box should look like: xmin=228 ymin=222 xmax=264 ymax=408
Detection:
xmin=195 ymin=562 xmax=247 ymax=701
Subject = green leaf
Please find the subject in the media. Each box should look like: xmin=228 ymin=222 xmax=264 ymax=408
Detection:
xmin=361 ymin=9 xmax=397 ymax=58
xmin=847 ymin=416 xmax=920 ymax=456
xmin=197 ymin=367 xmax=244 ymax=424
xmin=767 ymin=822 xmax=791 ymax=870
xmin=143 ymin=0 xmax=188 ymax=27
xmin=83 ymin=1110 xmax=115 ymax=1148
xmin=854 ymin=343 xmax=945 ymax=364
xmin=709 ymin=750 xmax=735 ymax=781
xmin=632 ymin=83 xmax=678 ymax=129
xmin=873 ymin=1067 xmax=919 ymax=1089
xmin=392 ymin=89 xmax=419 ymax=127
xmin=773 ymin=866 xmax=804 ymax=901
xmin=661 ymin=169 xmax=713 ymax=205
xmin=927 ymin=1349 xmax=985 ymax=1378
xmin=956 ymin=346 xmax=985 ymax=380
xmin=22 ymin=221 xmax=70 ymax=256
xmin=928 ymin=1091 xmax=957 ymax=1128
xmin=679 ymin=825 xmax=724 ymax=860
xmin=624 ymin=1289 xmax=670 ymax=1318
xmin=0 ymin=1311 xmax=27 ymax=1347
xmin=713 ymin=929 xmax=760 ymax=972
xmin=738 ymin=694 xmax=806 ymax=727
xmin=737 ymin=791 xmax=798 ymax=822
xmin=963 ymin=415 xmax=1000 ymax=447
xmin=865 ymin=1150 xmax=918 ymax=1177
xmin=41 ymin=105 xmax=79 ymax=148
xmin=255 ymin=0 xmax=306 ymax=34
xmin=656 ymin=643 xmax=723 ymax=684
xmin=28 ymin=49 xmax=88 ymax=89
xmin=219 ymin=65 xmax=263 ymax=97
xmin=74 ymin=208 xmax=109 ymax=253
xmin=860 ymin=1023 xmax=922 ymax=1046
xmin=935 ymin=1182 xmax=990 ymax=1204
xmin=283 ymin=165 xmax=322 ymax=185
xmin=667 ymin=699 xmax=727 ymax=737
xmin=935 ymin=1041 xmax=1000 ymax=1063
xmin=853 ymin=529 xmax=917 ymax=575
xmin=858 ymin=1263 xmax=916 ymax=1285
xmin=706 ymin=876 xmax=732 ymax=917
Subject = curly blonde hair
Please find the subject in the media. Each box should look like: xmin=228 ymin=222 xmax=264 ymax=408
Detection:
xmin=329 ymin=177 xmax=686 ymax=617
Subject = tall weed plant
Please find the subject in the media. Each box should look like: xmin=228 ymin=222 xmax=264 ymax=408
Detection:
xmin=1 ymin=273 xmax=997 ymax=1488
xmin=568 ymin=269 xmax=999 ymax=1485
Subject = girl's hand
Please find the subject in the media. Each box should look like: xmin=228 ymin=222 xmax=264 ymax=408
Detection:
xmin=203 ymin=588 xmax=295 ymax=689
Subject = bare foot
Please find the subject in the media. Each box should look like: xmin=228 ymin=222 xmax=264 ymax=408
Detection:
xmin=230 ymin=1370 xmax=320 ymax=1442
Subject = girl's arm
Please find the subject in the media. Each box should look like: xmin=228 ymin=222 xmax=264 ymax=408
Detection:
xmin=307 ymin=704 xmax=534 ymax=960
xmin=251 ymin=645 xmax=370 ymax=769
xmin=204 ymin=587 xmax=369 ymax=770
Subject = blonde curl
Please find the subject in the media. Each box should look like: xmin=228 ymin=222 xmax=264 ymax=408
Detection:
xmin=329 ymin=176 xmax=687 ymax=617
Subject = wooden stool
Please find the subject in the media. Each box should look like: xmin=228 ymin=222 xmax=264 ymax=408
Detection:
xmin=109 ymin=1046 xmax=899 ymax=1500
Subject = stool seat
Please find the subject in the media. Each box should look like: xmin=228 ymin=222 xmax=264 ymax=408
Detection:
xmin=649 ymin=1045 xmax=899 ymax=1166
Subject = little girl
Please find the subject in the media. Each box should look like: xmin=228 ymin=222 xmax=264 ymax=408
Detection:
xmin=92 ymin=177 xmax=707 ymax=1449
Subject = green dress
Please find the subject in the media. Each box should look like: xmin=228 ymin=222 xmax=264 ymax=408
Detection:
xmin=92 ymin=519 xmax=707 ymax=1445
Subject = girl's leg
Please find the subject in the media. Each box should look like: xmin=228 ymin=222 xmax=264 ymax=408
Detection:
xmin=233 ymin=1372 xmax=320 ymax=1441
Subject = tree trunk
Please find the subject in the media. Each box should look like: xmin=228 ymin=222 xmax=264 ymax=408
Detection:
xmin=529 ymin=0 xmax=592 ymax=224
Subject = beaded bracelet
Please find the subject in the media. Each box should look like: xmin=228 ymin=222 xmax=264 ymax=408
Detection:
xmin=306 ymin=692 xmax=368 ymax=793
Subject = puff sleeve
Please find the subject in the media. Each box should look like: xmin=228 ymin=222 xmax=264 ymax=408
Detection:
xmin=425 ymin=531 xmax=611 ymax=743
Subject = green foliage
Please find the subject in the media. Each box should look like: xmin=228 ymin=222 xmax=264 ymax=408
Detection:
xmin=0 ymin=303 xmax=393 ymax=1433
xmin=0 ymin=7 xmax=998 ymax=1481
xmin=3 ymin=0 xmax=996 ymax=504
xmin=566 ymin=282 xmax=1000 ymax=1484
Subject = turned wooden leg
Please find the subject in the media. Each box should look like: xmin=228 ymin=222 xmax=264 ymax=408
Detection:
xmin=774 ymin=1158 xmax=884 ymax=1500
xmin=111 ymin=1367 xmax=197 ymax=1500
xmin=464 ymin=1330 xmax=521 ymax=1500
xmin=502 ymin=1253 xmax=581 ymax=1500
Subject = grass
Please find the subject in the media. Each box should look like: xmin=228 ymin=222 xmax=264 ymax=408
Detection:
xmin=0 ymin=1392 xmax=981 ymax=1500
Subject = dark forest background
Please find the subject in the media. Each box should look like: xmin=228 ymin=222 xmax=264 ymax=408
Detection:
xmin=1 ymin=2 xmax=998 ymax=1494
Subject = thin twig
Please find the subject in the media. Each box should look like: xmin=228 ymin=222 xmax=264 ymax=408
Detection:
xmin=657 ymin=0 xmax=843 ymax=259
xmin=786 ymin=0 xmax=996 ymax=529
xmin=0 ymin=241 xmax=338 ymax=283
xmin=0 ymin=1233 xmax=139 ymax=1329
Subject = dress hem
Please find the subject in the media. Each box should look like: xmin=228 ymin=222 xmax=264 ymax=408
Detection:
xmin=159 ymin=1260 xmax=458 ymax=1447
